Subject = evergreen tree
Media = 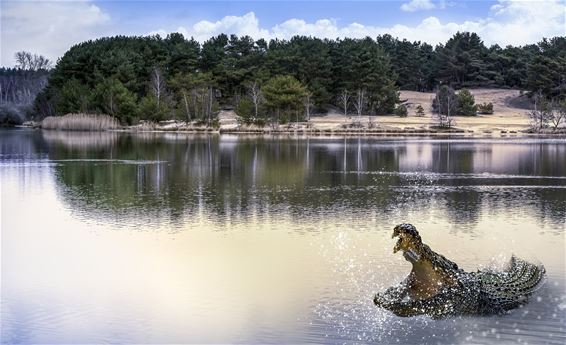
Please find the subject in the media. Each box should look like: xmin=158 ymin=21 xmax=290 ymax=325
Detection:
xmin=456 ymin=89 xmax=478 ymax=116
xmin=263 ymin=75 xmax=307 ymax=123
xmin=92 ymin=78 xmax=138 ymax=123
xmin=415 ymin=104 xmax=425 ymax=117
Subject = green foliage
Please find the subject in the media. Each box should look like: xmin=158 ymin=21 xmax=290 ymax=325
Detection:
xmin=92 ymin=78 xmax=137 ymax=124
xmin=477 ymin=102 xmax=494 ymax=114
xmin=57 ymin=79 xmax=90 ymax=114
xmin=528 ymin=57 xmax=566 ymax=100
xmin=236 ymin=98 xmax=254 ymax=120
xmin=434 ymin=32 xmax=487 ymax=88
xmin=168 ymin=71 xmax=217 ymax=122
xmin=456 ymin=89 xmax=478 ymax=116
xmin=138 ymin=96 xmax=170 ymax=122
xmin=263 ymin=75 xmax=307 ymax=122
xmin=415 ymin=104 xmax=425 ymax=117
xmin=32 ymin=33 xmax=566 ymax=122
xmin=395 ymin=104 xmax=408 ymax=117
xmin=377 ymin=34 xmax=435 ymax=91
xmin=0 ymin=105 xmax=24 ymax=126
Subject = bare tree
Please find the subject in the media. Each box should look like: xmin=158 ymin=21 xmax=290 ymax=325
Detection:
xmin=182 ymin=90 xmax=191 ymax=121
xmin=187 ymin=85 xmax=217 ymax=124
xmin=248 ymin=81 xmax=263 ymax=119
xmin=15 ymin=51 xmax=52 ymax=71
xmin=433 ymin=87 xmax=455 ymax=128
xmin=1 ymin=52 xmax=50 ymax=121
xmin=151 ymin=67 xmax=166 ymax=107
xmin=528 ymin=91 xmax=551 ymax=131
xmin=445 ymin=94 xmax=454 ymax=128
xmin=304 ymin=91 xmax=314 ymax=122
xmin=548 ymin=99 xmax=566 ymax=130
xmin=104 ymin=92 xmax=116 ymax=116
xmin=338 ymin=89 xmax=350 ymax=118
xmin=353 ymin=89 xmax=366 ymax=121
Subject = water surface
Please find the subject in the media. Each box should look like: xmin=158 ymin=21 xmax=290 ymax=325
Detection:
xmin=1 ymin=130 xmax=565 ymax=344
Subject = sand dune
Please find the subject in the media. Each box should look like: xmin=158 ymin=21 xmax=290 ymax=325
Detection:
xmin=310 ymin=89 xmax=532 ymax=132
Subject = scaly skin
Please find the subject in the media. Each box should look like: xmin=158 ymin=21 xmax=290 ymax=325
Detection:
xmin=374 ymin=224 xmax=546 ymax=318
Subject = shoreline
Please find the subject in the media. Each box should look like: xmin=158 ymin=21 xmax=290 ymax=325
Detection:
xmin=13 ymin=125 xmax=566 ymax=139
xmin=13 ymin=89 xmax=566 ymax=138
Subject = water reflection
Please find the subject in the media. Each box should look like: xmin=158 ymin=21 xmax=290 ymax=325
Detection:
xmin=32 ymin=132 xmax=566 ymax=228
xmin=1 ymin=129 xmax=565 ymax=344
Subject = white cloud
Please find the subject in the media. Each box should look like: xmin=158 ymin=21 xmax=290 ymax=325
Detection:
xmin=153 ymin=1 xmax=564 ymax=47
xmin=2 ymin=0 xmax=563 ymax=67
xmin=150 ymin=12 xmax=270 ymax=42
xmin=1 ymin=0 xmax=110 ymax=66
xmin=400 ymin=0 xmax=436 ymax=12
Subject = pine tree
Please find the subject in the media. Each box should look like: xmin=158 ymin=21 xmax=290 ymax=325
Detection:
xmin=415 ymin=104 xmax=425 ymax=117
xmin=457 ymin=89 xmax=478 ymax=116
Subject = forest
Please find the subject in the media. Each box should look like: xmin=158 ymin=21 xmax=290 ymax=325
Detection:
xmin=1 ymin=32 xmax=565 ymax=125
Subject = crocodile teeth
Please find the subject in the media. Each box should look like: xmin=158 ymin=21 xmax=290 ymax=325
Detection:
xmin=393 ymin=237 xmax=402 ymax=253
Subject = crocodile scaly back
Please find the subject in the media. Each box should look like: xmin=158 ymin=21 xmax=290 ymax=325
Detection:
xmin=475 ymin=256 xmax=546 ymax=314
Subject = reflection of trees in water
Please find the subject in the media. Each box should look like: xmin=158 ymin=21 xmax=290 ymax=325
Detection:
xmin=0 ymin=129 xmax=46 ymax=159
xmin=37 ymin=133 xmax=566 ymax=228
xmin=42 ymin=130 xmax=119 ymax=150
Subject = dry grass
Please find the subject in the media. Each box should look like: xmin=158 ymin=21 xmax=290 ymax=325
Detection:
xmin=307 ymin=89 xmax=532 ymax=132
xmin=42 ymin=113 xmax=120 ymax=131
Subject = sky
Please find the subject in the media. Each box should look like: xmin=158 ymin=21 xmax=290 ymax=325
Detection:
xmin=1 ymin=0 xmax=565 ymax=67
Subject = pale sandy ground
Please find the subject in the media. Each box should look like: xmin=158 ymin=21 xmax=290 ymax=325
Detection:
xmin=218 ymin=88 xmax=535 ymax=134
xmin=309 ymin=89 xmax=531 ymax=133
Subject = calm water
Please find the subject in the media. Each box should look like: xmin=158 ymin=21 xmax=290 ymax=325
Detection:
xmin=1 ymin=129 xmax=565 ymax=344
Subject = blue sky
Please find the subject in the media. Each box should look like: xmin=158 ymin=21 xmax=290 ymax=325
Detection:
xmin=1 ymin=0 xmax=565 ymax=66
xmin=98 ymin=1 xmax=492 ymax=32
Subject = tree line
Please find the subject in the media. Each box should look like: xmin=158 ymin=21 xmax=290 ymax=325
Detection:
xmin=3 ymin=32 xmax=564 ymax=125
xmin=0 ymin=52 xmax=52 ymax=125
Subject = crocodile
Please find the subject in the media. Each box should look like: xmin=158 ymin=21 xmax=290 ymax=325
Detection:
xmin=373 ymin=223 xmax=546 ymax=318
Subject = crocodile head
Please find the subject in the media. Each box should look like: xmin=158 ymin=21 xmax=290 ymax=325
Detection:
xmin=392 ymin=223 xmax=423 ymax=262
xmin=389 ymin=223 xmax=458 ymax=300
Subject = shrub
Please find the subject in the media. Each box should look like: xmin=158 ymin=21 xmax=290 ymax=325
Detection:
xmin=477 ymin=102 xmax=494 ymax=114
xmin=415 ymin=104 xmax=425 ymax=117
xmin=236 ymin=98 xmax=254 ymax=120
xmin=395 ymin=104 xmax=408 ymax=117
xmin=0 ymin=105 xmax=25 ymax=126
xmin=456 ymin=89 xmax=478 ymax=116
xmin=138 ymin=96 xmax=170 ymax=122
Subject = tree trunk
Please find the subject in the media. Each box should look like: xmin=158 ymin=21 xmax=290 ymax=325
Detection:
xmin=182 ymin=91 xmax=190 ymax=121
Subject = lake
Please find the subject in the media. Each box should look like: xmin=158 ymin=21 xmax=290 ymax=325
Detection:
xmin=1 ymin=129 xmax=565 ymax=344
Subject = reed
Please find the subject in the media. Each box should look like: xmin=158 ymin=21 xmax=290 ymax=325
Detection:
xmin=42 ymin=113 xmax=120 ymax=131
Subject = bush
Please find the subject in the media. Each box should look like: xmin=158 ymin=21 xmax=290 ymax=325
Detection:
xmin=0 ymin=105 xmax=25 ymax=126
xmin=456 ymin=89 xmax=478 ymax=116
xmin=415 ymin=104 xmax=425 ymax=117
xmin=477 ymin=102 xmax=494 ymax=114
xmin=138 ymin=96 xmax=170 ymax=122
xmin=235 ymin=98 xmax=254 ymax=120
xmin=395 ymin=104 xmax=408 ymax=117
